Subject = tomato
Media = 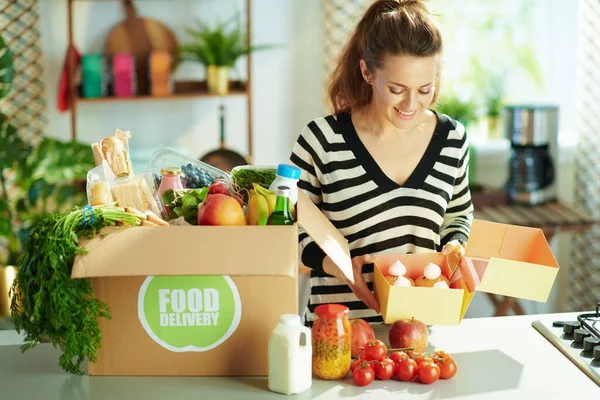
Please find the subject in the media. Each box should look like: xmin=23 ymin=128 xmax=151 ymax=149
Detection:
xmin=433 ymin=350 xmax=451 ymax=361
xmin=395 ymin=358 xmax=418 ymax=382
xmin=352 ymin=365 xmax=375 ymax=386
xmin=360 ymin=339 xmax=388 ymax=362
xmin=418 ymin=361 xmax=441 ymax=384
xmin=413 ymin=354 xmax=433 ymax=366
xmin=351 ymin=359 xmax=372 ymax=372
xmin=438 ymin=357 xmax=458 ymax=379
xmin=372 ymin=358 xmax=395 ymax=380
xmin=389 ymin=351 xmax=408 ymax=366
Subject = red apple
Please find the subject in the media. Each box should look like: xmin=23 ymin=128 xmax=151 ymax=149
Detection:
xmin=349 ymin=319 xmax=376 ymax=358
xmin=197 ymin=194 xmax=247 ymax=226
xmin=388 ymin=317 xmax=428 ymax=354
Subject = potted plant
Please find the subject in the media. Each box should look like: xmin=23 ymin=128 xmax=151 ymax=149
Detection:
xmin=483 ymin=75 xmax=504 ymax=139
xmin=177 ymin=14 xmax=272 ymax=94
xmin=0 ymin=34 xmax=94 ymax=318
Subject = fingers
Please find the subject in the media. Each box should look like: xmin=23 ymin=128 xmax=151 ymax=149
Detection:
xmin=350 ymin=274 xmax=380 ymax=314
xmin=348 ymin=254 xmax=380 ymax=313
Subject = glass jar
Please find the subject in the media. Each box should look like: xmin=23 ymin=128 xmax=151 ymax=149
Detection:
xmin=311 ymin=304 xmax=351 ymax=380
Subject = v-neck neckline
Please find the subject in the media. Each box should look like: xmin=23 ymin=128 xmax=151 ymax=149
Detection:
xmin=338 ymin=110 xmax=449 ymax=190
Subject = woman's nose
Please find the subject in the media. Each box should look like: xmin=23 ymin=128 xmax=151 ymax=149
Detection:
xmin=402 ymin=92 xmax=417 ymax=110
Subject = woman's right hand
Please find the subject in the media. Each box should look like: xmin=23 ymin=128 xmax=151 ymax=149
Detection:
xmin=323 ymin=254 xmax=380 ymax=314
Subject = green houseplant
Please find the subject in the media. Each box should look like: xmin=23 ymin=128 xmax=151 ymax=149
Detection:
xmin=177 ymin=14 xmax=272 ymax=94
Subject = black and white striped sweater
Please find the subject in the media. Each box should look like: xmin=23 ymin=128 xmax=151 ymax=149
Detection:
xmin=290 ymin=111 xmax=474 ymax=325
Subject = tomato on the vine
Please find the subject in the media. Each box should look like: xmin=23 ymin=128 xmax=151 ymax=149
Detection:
xmin=433 ymin=350 xmax=451 ymax=361
xmin=352 ymin=364 xmax=375 ymax=386
xmin=360 ymin=339 xmax=387 ymax=362
xmin=372 ymin=357 xmax=395 ymax=380
xmin=438 ymin=357 xmax=458 ymax=379
xmin=418 ymin=360 xmax=441 ymax=384
xmin=395 ymin=358 xmax=418 ymax=382
xmin=413 ymin=354 xmax=433 ymax=366
xmin=389 ymin=351 xmax=408 ymax=366
xmin=351 ymin=359 xmax=372 ymax=373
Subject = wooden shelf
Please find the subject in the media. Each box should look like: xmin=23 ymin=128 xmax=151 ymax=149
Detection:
xmin=76 ymin=88 xmax=248 ymax=103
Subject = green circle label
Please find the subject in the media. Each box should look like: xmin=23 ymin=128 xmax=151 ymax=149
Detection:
xmin=138 ymin=275 xmax=241 ymax=352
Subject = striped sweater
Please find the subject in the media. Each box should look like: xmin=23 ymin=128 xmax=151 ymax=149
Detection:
xmin=290 ymin=111 xmax=474 ymax=325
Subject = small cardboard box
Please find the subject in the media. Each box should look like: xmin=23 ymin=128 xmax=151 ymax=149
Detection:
xmin=373 ymin=219 xmax=560 ymax=325
xmin=70 ymin=191 xmax=355 ymax=376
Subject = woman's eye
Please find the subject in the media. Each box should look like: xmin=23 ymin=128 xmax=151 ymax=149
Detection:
xmin=389 ymin=88 xmax=403 ymax=95
xmin=419 ymin=90 xmax=431 ymax=95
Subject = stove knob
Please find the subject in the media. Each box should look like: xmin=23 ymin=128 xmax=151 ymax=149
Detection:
xmin=574 ymin=328 xmax=591 ymax=343
xmin=594 ymin=345 xmax=600 ymax=361
xmin=583 ymin=336 xmax=600 ymax=352
xmin=563 ymin=321 xmax=580 ymax=335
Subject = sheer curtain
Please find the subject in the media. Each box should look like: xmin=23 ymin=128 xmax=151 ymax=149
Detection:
xmin=0 ymin=0 xmax=47 ymax=141
xmin=569 ymin=0 xmax=600 ymax=311
xmin=322 ymin=0 xmax=372 ymax=107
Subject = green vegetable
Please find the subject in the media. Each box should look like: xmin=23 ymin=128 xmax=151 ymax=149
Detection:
xmin=10 ymin=206 xmax=145 ymax=375
xmin=161 ymin=188 xmax=208 ymax=225
xmin=231 ymin=167 xmax=276 ymax=203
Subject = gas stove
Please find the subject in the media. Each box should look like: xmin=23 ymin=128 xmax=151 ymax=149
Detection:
xmin=532 ymin=303 xmax=600 ymax=386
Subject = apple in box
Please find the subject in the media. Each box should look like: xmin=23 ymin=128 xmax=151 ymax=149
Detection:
xmin=389 ymin=317 xmax=428 ymax=354
xmin=197 ymin=193 xmax=246 ymax=226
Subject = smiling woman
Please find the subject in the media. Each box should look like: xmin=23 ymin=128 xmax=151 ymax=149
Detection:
xmin=290 ymin=0 xmax=474 ymax=326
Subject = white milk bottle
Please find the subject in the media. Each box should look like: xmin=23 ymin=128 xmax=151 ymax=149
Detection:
xmin=268 ymin=164 xmax=301 ymax=205
xmin=268 ymin=314 xmax=312 ymax=395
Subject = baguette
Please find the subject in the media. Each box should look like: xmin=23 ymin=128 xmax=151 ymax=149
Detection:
xmin=141 ymin=220 xmax=159 ymax=227
xmin=145 ymin=211 xmax=169 ymax=226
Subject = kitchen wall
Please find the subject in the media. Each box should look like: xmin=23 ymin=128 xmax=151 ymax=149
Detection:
xmin=37 ymin=0 xmax=580 ymax=318
xmin=38 ymin=0 xmax=325 ymax=168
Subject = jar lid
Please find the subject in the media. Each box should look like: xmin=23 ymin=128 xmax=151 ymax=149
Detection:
xmin=276 ymin=164 xmax=301 ymax=180
xmin=314 ymin=304 xmax=349 ymax=319
xmin=161 ymin=167 xmax=182 ymax=176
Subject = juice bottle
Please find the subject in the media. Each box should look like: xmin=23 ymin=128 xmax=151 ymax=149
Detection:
xmin=267 ymin=186 xmax=294 ymax=225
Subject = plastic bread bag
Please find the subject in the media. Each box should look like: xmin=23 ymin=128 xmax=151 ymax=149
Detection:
xmin=86 ymin=160 xmax=117 ymax=206
xmin=111 ymin=171 xmax=164 ymax=217
xmin=91 ymin=128 xmax=133 ymax=177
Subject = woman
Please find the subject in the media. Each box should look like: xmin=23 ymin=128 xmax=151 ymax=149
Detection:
xmin=290 ymin=0 xmax=474 ymax=326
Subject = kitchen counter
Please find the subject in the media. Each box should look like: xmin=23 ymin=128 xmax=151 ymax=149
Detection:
xmin=0 ymin=312 xmax=598 ymax=399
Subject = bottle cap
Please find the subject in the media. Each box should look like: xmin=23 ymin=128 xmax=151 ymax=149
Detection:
xmin=276 ymin=164 xmax=301 ymax=180
xmin=279 ymin=314 xmax=301 ymax=326
xmin=276 ymin=185 xmax=290 ymax=197
xmin=161 ymin=167 xmax=182 ymax=176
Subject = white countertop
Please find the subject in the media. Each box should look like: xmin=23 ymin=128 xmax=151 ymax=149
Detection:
xmin=0 ymin=312 xmax=598 ymax=399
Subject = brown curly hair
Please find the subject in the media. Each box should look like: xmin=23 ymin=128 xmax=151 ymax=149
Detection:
xmin=328 ymin=0 xmax=443 ymax=115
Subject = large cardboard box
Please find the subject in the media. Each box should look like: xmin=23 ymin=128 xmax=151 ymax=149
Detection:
xmin=373 ymin=219 xmax=560 ymax=325
xmin=71 ymin=190 xmax=559 ymax=375
xmin=70 ymin=191 xmax=355 ymax=376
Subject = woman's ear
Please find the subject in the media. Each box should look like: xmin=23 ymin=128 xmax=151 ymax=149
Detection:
xmin=359 ymin=59 xmax=373 ymax=85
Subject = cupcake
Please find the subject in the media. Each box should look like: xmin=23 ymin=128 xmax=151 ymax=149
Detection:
xmin=385 ymin=260 xmax=415 ymax=287
xmin=442 ymin=239 xmax=465 ymax=273
xmin=415 ymin=262 xmax=450 ymax=288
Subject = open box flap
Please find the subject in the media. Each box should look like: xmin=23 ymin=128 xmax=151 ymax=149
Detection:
xmin=71 ymin=225 xmax=298 ymax=279
xmin=297 ymin=190 xmax=354 ymax=283
xmin=465 ymin=219 xmax=559 ymax=302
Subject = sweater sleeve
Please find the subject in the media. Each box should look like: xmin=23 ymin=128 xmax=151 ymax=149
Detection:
xmin=290 ymin=123 xmax=326 ymax=271
xmin=440 ymin=121 xmax=474 ymax=246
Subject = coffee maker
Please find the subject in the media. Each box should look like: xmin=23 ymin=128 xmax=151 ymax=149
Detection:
xmin=504 ymin=105 xmax=559 ymax=205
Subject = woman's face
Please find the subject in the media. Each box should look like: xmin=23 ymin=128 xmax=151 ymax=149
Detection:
xmin=361 ymin=53 xmax=438 ymax=131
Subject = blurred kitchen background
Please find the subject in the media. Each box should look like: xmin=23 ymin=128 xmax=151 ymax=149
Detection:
xmin=0 ymin=0 xmax=597 ymax=327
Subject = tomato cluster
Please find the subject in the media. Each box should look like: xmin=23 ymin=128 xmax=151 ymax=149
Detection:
xmin=350 ymin=340 xmax=458 ymax=387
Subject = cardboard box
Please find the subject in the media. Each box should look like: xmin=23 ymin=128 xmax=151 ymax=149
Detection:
xmin=373 ymin=219 xmax=560 ymax=325
xmin=70 ymin=191 xmax=355 ymax=376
